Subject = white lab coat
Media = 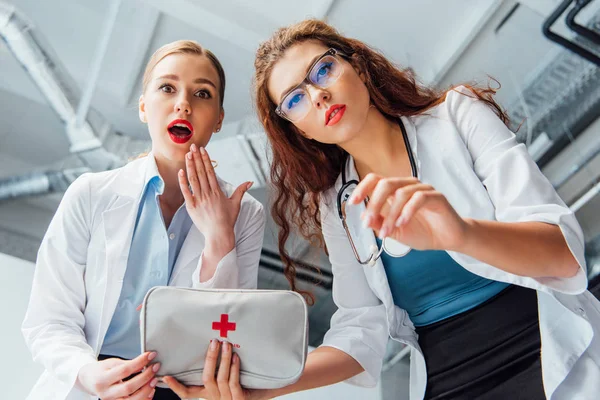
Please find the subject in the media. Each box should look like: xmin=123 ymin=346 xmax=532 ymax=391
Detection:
xmin=22 ymin=155 xmax=266 ymax=400
xmin=319 ymin=87 xmax=600 ymax=400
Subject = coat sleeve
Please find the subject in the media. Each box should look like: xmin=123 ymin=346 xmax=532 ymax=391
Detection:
xmin=21 ymin=174 xmax=97 ymax=392
xmin=318 ymin=193 xmax=389 ymax=387
xmin=445 ymin=86 xmax=587 ymax=294
xmin=191 ymin=196 xmax=265 ymax=289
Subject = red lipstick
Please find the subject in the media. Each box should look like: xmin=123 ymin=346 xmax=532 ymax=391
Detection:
xmin=167 ymin=119 xmax=194 ymax=144
xmin=325 ymin=104 xmax=346 ymax=126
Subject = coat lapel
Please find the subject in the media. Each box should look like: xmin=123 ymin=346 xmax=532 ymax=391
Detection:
xmin=341 ymin=156 xmax=395 ymax=308
xmin=97 ymin=157 xmax=148 ymax=342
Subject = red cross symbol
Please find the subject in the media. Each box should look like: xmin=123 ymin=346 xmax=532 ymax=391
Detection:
xmin=212 ymin=314 xmax=236 ymax=338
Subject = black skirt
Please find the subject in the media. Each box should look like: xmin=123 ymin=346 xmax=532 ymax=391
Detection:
xmin=415 ymin=285 xmax=546 ymax=400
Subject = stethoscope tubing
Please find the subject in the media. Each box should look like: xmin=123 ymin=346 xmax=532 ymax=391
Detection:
xmin=336 ymin=117 xmax=417 ymax=265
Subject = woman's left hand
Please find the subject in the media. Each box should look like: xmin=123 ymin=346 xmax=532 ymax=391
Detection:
xmin=349 ymin=174 xmax=469 ymax=251
xmin=163 ymin=340 xmax=269 ymax=400
xmin=178 ymin=144 xmax=253 ymax=249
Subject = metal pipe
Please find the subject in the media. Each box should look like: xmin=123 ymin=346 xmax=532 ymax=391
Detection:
xmin=555 ymin=142 xmax=600 ymax=189
xmin=542 ymin=0 xmax=600 ymax=67
xmin=0 ymin=168 xmax=89 ymax=201
xmin=566 ymin=0 xmax=600 ymax=45
xmin=570 ymin=180 xmax=600 ymax=211
xmin=382 ymin=345 xmax=411 ymax=372
xmin=0 ymin=2 xmax=123 ymax=200
xmin=0 ymin=2 xmax=102 ymax=153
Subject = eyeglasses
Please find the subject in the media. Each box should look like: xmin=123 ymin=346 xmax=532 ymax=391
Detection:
xmin=275 ymin=48 xmax=348 ymax=122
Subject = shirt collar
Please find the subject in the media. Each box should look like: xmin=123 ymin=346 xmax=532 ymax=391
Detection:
xmin=143 ymin=153 xmax=165 ymax=195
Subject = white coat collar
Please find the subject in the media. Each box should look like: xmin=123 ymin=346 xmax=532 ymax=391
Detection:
xmin=101 ymin=154 xmax=234 ymax=287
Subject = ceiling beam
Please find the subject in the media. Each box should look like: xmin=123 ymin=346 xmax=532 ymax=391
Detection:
xmin=140 ymin=0 xmax=264 ymax=52
xmin=118 ymin=0 xmax=161 ymax=107
xmin=431 ymin=0 xmax=504 ymax=86
xmin=76 ymin=0 xmax=123 ymax=128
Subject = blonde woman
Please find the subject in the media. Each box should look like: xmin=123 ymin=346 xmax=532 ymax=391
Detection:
xmin=22 ymin=40 xmax=265 ymax=400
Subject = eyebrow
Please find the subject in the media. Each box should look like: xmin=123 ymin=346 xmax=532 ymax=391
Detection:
xmin=278 ymin=52 xmax=323 ymax=103
xmin=155 ymin=74 xmax=217 ymax=89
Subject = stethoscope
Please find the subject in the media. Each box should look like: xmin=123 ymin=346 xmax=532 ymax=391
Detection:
xmin=336 ymin=118 xmax=418 ymax=266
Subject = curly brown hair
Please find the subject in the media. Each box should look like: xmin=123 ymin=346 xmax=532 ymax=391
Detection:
xmin=253 ymin=19 xmax=508 ymax=304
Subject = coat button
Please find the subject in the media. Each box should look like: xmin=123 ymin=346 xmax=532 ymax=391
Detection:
xmin=169 ymin=233 xmax=176 ymax=240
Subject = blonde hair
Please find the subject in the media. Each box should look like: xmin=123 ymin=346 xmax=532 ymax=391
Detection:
xmin=142 ymin=40 xmax=226 ymax=107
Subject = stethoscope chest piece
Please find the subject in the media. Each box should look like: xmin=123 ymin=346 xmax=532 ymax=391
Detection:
xmin=381 ymin=237 xmax=411 ymax=257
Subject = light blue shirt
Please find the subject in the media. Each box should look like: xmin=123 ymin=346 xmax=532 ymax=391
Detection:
xmin=376 ymin=238 xmax=510 ymax=327
xmin=101 ymin=156 xmax=193 ymax=359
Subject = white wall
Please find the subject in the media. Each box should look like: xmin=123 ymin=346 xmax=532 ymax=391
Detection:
xmin=1 ymin=252 xmax=43 ymax=399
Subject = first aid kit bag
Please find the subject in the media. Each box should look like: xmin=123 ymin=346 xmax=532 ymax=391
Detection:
xmin=140 ymin=286 xmax=309 ymax=389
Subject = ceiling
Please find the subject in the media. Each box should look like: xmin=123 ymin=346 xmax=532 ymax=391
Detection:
xmin=1 ymin=0 xmax=522 ymax=174
xmin=2 ymin=0 xmax=597 ymax=180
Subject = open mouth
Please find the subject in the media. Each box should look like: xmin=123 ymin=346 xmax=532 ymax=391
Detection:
xmin=168 ymin=119 xmax=193 ymax=144
xmin=326 ymin=105 xmax=346 ymax=126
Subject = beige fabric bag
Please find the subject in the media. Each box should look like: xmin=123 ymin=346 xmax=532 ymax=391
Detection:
xmin=140 ymin=286 xmax=308 ymax=389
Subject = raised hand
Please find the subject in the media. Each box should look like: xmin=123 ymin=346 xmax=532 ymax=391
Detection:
xmin=178 ymin=144 xmax=253 ymax=257
xmin=349 ymin=174 xmax=468 ymax=251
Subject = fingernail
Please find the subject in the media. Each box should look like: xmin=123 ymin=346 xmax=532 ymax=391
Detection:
xmin=148 ymin=389 xmax=156 ymax=398
xmin=150 ymin=378 xmax=158 ymax=388
xmin=222 ymin=342 xmax=230 ymax=353
xmin=247 ymin=181 xmax=254 ymax=190
xmin=191 ymin=143 xmax=197 ymax=152
xmin=348 ymin=195 xmax=357 ymax=204
xmin=148 ymin=352 xmax=157 ymax=361
xmin=232 ymin=353 xmax=238 ymax=364
xmin=152 ymin=363 xmax=160 ymax=372
xmin=395 ymin=216 xmax=405 ymax=227
xmin=379 ymin=227 xmax=388 ymax=238
xmin=178 ymin=169 xmax=184 ymax=176
xmin=210 ymin=339 xmax=218 ymax=350
xmin=200 ymin=146 xmax=207 ymax=155
xmin=187 ymin=152 xmax=192 ymax=160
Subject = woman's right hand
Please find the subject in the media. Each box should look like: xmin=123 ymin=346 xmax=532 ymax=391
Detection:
xmin=76 ymin=351 xmax=160 ymax=399
xmin=164 ymin=340 xmax=272 ymax=400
